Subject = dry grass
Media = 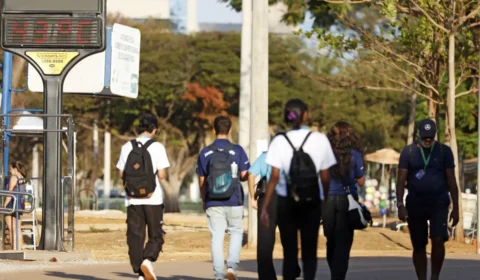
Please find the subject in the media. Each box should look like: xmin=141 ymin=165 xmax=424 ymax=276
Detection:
xmin=74 ymin=218 xmax=477 ymax=262
xmin=27 ymin=212 xmax=478 ymax=261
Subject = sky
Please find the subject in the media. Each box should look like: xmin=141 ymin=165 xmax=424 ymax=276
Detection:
xmin=197 ymin=0 xmax=314 ymax=31
xmin=197 ymin=0 xmax=242 ymax=24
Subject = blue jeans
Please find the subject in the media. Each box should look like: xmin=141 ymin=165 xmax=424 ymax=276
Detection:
xmin=206 ymin=206 xmax=244 ymax=279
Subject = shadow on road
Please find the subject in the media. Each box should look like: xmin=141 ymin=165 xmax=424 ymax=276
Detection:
xmin=113 ymin=272 xmax=137 ymax=279
xmin=158 ymin=276 xmax=257 ymax=280
xmin=378 ymin=232 xmax=412 ymax=250
xmin=45 ymin=271 xmax=258 ymax=280
xmin=44 ymin=271 xmax=110 ymax=280
xmin=40 ymin=256 xmax=480 ymax=280
xmin=237 ymin=257 xmax=480 ymax=280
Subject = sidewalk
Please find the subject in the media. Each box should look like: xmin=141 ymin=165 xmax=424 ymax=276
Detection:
xmin=1 ymin=254 xmax=480 ymax=279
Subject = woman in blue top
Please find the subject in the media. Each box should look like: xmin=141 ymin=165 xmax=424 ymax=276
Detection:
xmin=3 ymin=161 xmax=27 ymax=250
xmin=323 ymin=121 xmax=365 ymax=280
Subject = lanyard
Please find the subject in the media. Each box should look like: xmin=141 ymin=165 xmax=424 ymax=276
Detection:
xmin=419 ymin=142 xmax=435 ymax=170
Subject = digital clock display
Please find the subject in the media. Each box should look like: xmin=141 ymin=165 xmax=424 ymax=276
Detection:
xmin=4 ymin=0 xmax=101 ymax=13
xmin=2 ymin=17 xmax=102 ymax=48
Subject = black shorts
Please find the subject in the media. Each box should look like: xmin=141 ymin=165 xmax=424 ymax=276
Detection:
xmin=406 ymin=196 xmax=449 ymax=249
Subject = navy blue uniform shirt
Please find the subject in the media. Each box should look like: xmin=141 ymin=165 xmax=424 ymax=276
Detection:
xmin=196 ymin=139 xmax=250 ymax=209
xmin=398 ymin=142 xmax=454 ymax=203
xmin=328 ymin=149 xmax=365 ymax=197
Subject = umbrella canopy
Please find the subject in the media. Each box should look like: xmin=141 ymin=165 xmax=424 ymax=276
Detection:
xmin=365 ymin=148 xmax=400 ymax=165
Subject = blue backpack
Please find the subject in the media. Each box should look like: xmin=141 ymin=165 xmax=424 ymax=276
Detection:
xmin=207 ymin=143 xmax=241 ymax=202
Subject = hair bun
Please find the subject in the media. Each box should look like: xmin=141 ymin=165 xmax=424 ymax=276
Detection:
xmin=287 ymin=111 xmax=297 ymax=121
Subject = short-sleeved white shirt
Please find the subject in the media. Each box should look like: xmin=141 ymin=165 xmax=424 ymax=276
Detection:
xmin=265 ymin=129 xmax=337 ymax=199
xmin=116 ymin=138 xmax=170 ymax=206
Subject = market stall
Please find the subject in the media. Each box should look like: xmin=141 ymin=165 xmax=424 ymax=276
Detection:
xmin=364 ymin=148 xmax=400 ymax=220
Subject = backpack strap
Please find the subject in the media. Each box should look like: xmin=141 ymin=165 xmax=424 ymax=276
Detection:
xmin=208 ymin=144 xmax=217 ymax=152
xmin=142 ymin=139 xmax=156 ymax=151
xmin=408 ymin=143 xmax=414 ymax=168
xmin=130 ymin=140 xmax=140 ymax=149
xmin=226 ymin=143 xmax=235 ymax=152
xmin=278 ymin=132 xmax=295 ymax=151
xmin=440 ymin=143 xmax=445 ymax=169
xmin=299 ymin=132 xmax=313 ymax=151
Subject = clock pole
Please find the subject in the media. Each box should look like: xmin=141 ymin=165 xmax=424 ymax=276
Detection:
xmin=39 ymin=75 xmax=65 ymax=250
xmin=0 ymin=0 xmax=107 ymax=252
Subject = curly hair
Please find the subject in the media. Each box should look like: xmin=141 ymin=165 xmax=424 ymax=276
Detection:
xmin=327 ymin=121 xmax=364 ymax=181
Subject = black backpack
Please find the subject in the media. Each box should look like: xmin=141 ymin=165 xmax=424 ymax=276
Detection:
xmin=279 ymin=132 xmax=320 ymax=204
xmin=207 ymin=143 xmax=241 ymax=202
xmin=122 ymin=139 xmax=157 ymax=198
xmin=254 ymin=175 xmax=267 ymax=200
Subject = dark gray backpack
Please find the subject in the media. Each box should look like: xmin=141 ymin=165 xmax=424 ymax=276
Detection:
xmin=207 ymin=143 xmax=240 ymax=201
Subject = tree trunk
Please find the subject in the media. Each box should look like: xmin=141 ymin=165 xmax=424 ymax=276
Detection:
xmin=161 ymin=178 xmax=182 ymax=213
xmin=86 ymin=166 xmax=99 ymax=210
xmin=446 ymin=32 xmax=464 ymax=242
xmin=407 ymin=92 xmax=417 ymax=145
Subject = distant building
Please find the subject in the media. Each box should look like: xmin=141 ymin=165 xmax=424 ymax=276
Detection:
xmin=107 ymin=0 xmax=297 ymax=35
xmin=268 ymin=2 xmax=298 ymax=35
xmin=107 ymin=0 xmax=170 ymax=21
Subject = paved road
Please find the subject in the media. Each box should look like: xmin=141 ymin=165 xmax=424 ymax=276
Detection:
xmin=1 ymin=255 xmax=480 ymax=280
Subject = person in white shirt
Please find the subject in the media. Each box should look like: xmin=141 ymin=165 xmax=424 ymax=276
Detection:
xmin=261 ymin=99 xmax=337 ymax=280
xmin=116 ymin=114 xmax=170 ymax=280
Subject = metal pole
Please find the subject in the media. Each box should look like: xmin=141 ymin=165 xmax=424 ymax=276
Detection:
xmin=248 ymin=0 xmax=269 ymax=248
xmin=72 ymin=131 xmax=76 ymax=250
xmin=476 ymin=56 xmax=480 ymax=254
xmin=104 ymin=130 xmax=111 ymax=202
xmin=239 ymin=0 xmax=252 ymax=158
xmin=240 ymin=0 xmax=253 ymax=222
xmin=240 ymin=0 xmax=255 ymax=247
xmin=32 ymin=144 xmax=40 ymax=210
xmin=39 ymin=76 xmax=65 ymax=251
xmin=1 ymin=52 xmax=13 ymax=251
xmin=2 ymin=52 xmax=13 ymax=181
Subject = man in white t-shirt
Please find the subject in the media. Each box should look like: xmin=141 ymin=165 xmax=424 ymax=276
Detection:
xmin=116 ymin=114 xmax=170 ymax=280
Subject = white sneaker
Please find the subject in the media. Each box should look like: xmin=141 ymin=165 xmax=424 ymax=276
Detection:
xmin=138 ymin=276 xmax=145 ymax=280
xmin=225 ymin=268 xmax=237 ymax=280
xmin=140 ymin=259 xmax=156 ymax=280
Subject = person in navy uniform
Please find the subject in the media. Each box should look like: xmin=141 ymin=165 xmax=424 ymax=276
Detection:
xmin=396 ymin=119 xmax=459 ymax=280
xmin=196 ymin=116 xmax=250 ymax=280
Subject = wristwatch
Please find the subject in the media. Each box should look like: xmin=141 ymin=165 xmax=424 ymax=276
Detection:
xmin=397 ymin=202 xmax=404 ymax=207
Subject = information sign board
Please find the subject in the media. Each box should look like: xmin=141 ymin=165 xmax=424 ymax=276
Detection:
xmin=110 ymin=23 xmax=141 ymax=98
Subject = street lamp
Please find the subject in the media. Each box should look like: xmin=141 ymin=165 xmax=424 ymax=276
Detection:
xmin=472 ymin=25 xmax=480 ymax=254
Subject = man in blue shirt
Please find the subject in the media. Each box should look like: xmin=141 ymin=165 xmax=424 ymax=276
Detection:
xmin=396 ymin=119 xmax=459 ymax=280
xmin=197 ymin=116 xmax=250 ymax=280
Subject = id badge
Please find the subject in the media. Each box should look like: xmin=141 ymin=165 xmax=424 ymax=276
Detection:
xmin=415 ymin=169 xmax=426 ymax=180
